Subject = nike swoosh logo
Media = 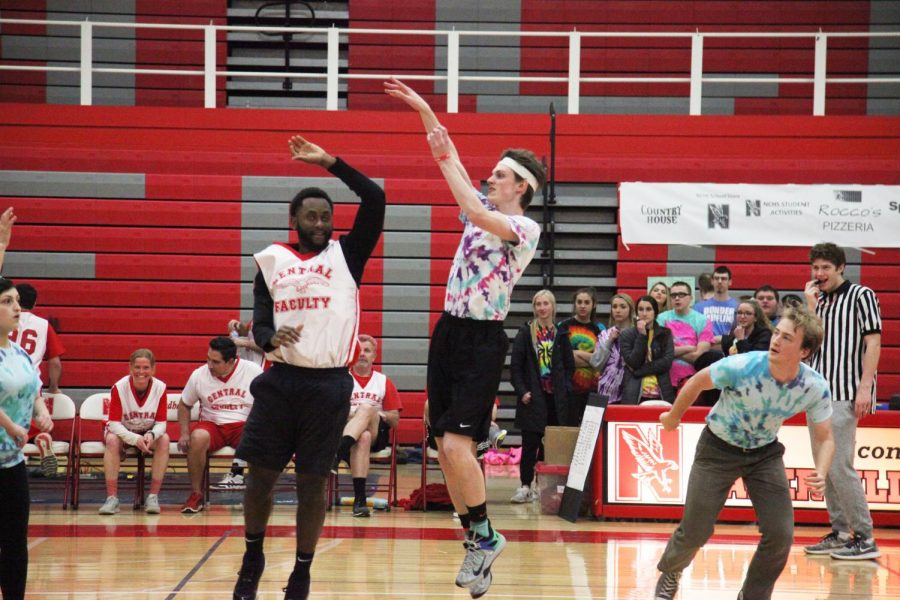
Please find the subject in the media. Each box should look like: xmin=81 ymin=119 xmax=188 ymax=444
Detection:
xmin=460 ymin=423 xmax=472 ymax=428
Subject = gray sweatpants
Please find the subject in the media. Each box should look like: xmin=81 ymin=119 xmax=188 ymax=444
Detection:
xmin=808 ymin=401 xmax=874 ymax=539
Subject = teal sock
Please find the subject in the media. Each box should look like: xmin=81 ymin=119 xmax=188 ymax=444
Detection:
xmin=470 ymin=519 xmax=491 ymax=539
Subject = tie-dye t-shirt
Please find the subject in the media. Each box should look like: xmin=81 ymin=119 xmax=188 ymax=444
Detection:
xmin=0 ymin=342 xmax=42 ymax=468
xmin=656 ymin=309 xmax=714 ymax=387
xmin=558 ymin=317 xmax=605 ymax=394
xmin=707 ymin=351 xmax=832 ymax=449
xmin=444 ymin=190 xmax=540 ymax=321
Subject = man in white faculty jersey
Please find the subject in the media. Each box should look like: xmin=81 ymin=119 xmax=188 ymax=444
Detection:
xmin=233 ymin=134 xmax=385 ymax=600
xmin=177 ymin=336 xmax=263 ymax=514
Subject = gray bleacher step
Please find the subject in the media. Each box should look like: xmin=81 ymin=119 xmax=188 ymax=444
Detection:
xmin=534 ymin=250 xmax=618 ymax=261
xmin=554 ymin=223 xmax=619 ymax=235
xmin=518 ymin=276 xmax=616 ymax=287
xmin=225 ymin=31 xmax=336 ymax=44
xmin=226 ymin=80 xmax=346 ymax=92
xmin=226 ymin=6 xmax=348 ymax=20
xmin=226 ymin=56 xmax=346 ymax=68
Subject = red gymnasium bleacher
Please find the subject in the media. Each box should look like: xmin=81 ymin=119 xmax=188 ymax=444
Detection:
xmin=0 ymin=2 xmax=898 ymax=443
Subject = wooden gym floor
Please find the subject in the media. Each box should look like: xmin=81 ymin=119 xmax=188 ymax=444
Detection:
xmin=25 ymin=464 xmax=900 ymax=599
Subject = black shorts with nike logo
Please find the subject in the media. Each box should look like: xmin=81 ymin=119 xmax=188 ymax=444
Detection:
xmin=426 ymin=312 xmax=507 ymax=440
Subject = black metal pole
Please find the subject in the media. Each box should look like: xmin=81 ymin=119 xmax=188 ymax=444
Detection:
xmin=545 ymin=102 xmax=557 ymax=287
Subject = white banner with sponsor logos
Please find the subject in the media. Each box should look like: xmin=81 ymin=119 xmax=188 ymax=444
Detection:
xmin=607 ymin=422 xmax=900 ymax=510
xmin=619 ymin=183 xmax=900 ymax=247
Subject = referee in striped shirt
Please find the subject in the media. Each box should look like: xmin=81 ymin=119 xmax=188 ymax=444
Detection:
xmin=802 ymin=242 xmax=882 ymax=561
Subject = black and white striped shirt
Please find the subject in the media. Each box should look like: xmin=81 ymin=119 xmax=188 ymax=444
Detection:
xmin=811 ymin=280 xmax=881 ymax=404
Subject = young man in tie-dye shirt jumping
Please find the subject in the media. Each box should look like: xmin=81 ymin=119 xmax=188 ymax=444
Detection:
xmin=386 ymin=78 xmax=545 ymax=599
xmin=653 ymin=307 xmax=835 ymax=600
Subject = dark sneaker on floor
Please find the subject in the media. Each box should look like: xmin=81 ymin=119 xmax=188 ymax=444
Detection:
xmin=830 ymin=535 xmax=881 ymax=560
xmin=233 ymin=554 xmax=265 ymax=600
xmin=804 ymin=530 xmax=849 ymax=555
xmin=282 ymin=570 xmax=310 ymax=600
xmin=352 ymin=499 xmax=371 ymax=518
xmin=654 ymin=570 xmax=682 ymax=600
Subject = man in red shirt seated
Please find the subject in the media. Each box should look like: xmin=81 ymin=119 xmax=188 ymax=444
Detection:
xmin=177 ymin=336 xmax=263 ymax=513
xmin=331 ymin=334 xmax=402 ymax=517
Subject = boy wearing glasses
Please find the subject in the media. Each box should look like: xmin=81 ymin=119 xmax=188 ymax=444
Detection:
xmin=693 ymin=265 xmax=738 ymax=352
xmin=657 ymin=282 xmax=714 ymax=390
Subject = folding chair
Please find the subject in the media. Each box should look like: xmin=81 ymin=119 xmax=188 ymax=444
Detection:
xmin=71 ymin=393 xmax=152 ymax=510
xmin=327 ymin=427 xmax=399 ymax=510
xmin=23 ymin=392 xmax=76 ymax=510
xmin=419 ymin=422 xmax=445 ymax=511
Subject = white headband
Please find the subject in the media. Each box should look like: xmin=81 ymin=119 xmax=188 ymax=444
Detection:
xmin=498 ymin=157 xmax=539 ymax=193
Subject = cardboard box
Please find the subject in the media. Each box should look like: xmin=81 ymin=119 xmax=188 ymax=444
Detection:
xmin=536 ymin=462 xmax=569 ymax=515
xmin=543 ymin=426 xmax=580 ymax=465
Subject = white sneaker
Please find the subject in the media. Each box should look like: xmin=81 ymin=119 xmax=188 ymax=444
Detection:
xmin=510 ymin=485 xmax=532 ymax=503
xmin=145 ymin=494 xmax=160 ymax=514
xmin=214 ymin=472 xmax=246 ymax=490
xmin=98 ymin=496 xmax=120 ymax=515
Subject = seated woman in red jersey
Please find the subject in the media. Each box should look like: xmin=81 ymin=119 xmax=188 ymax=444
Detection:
xmin=98 ymin=349 xmax=170 ymax=515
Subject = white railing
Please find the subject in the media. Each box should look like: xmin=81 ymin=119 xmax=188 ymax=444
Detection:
xmin=1 ymin=19 xmax=898 ymax=115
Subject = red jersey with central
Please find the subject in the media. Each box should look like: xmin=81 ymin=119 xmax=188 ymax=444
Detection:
xmin=350 ymin=370 xmax=402 ymax=412
xmin=180 ymin=358 xmax=263 ymax=425
xmin=256 ymin=241 xmax=360 ymax=369
xmin=107 ymin=376 xmax=167 ymax=434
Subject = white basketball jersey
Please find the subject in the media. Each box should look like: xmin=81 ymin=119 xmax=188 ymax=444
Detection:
xmin=255 ymin=241 xmax=360 ymax=369
xmin=10 ymin=312 xmax=49 ymax=366
xmin=110 ymin=375 xmax=167 ymax=433
xmin=350 ymin=370 xmax=387 ymax=409
xmin=181 ymin=358 xmax=263 ymax=425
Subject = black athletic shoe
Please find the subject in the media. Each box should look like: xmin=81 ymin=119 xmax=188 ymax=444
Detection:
xmin=352 ymin=499 xmax=371 ymax=518
xmin=233 ymin=553 xmax=265 ymax=600
xmin=283 ymin=571 xmax=310 ymax=600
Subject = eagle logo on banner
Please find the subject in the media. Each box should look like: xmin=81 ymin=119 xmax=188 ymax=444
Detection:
xmin=622 ymin=427 xmax=679 ymax=495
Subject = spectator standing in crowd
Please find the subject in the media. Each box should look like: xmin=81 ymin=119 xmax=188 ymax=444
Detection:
xmin=9 ymin=284 xmax=66 ymax=477
xmin=782 ymin=294 xmax=803 ymax=309
xmin=697 ymin=273 xmax=714 ymax=301
xmin=693 ymin=266 xmax=738 ymax=352
xmin=754 ymin=285 xmax=781 ymax=326
xmin=232 ymin=134 xmax=385 ymax=600
xmin=650 ymin=281 xmax=670 ymax=313
xmin=656 ymin=282 xmax=714 ymax=391
xmin=721 ymin=299 xmax=773 ymax=357
xmin=557 ymin=287 xmax=604 ymax=424
xmin=0 ymin=276 xmax=53 ymax=600
xmin=387 ymin=77 xmax=545 ymax=598
xmin=510 ymin=290 xmax=574 ymax=503
xmin=99 ymin=349 xmax=170 ymax=516
xmin=331 ymin=334 xmax=402 ymax=518
xmin=620 ymin=296 xmax=675 ymax=404
xmin=654 ymin=308 xmax=834 ymax=600
xmin=177 ymin=336 xmax=262 ymax=514
xmin=803 ymin=243 xmax=882 ymax=560
xmin=590 ymin=293 xmax=635 ymax=405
